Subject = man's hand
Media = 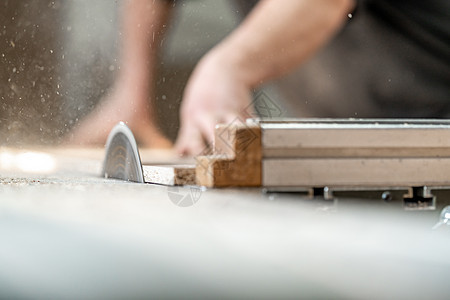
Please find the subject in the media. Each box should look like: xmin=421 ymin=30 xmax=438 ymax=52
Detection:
xmin=175 ymin=51 xmax=254 ymax=155
xmin=68 ymin=77 xmax=172 ymax=148
xmin=175 ymin=0 xmax=354 ymax=156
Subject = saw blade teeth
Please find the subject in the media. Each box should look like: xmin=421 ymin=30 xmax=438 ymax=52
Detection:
xmin=102 ymin=122 xmax=144 ymax=183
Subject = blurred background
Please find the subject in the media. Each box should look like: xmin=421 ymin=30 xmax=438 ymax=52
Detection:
xmin=0 ymin=0 xmax=243 ymax=146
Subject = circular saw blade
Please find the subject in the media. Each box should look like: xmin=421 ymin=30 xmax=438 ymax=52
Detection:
xmin=102 ymin=122 xmax=144 ymax=183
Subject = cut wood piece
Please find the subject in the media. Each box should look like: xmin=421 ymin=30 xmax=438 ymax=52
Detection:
xmin=142 ymin=164 xmax=196 ymax=186
xmin=196 ymin=123 xmax=262 ymax=187
xmin=263 ymin=158 xmax=450 ymax=188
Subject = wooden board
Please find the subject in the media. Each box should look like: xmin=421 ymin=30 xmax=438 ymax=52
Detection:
xmin=133 ymin=119 xmax=450 ymax=188
xmin=142 ymin=164 xmax=196 ymax=186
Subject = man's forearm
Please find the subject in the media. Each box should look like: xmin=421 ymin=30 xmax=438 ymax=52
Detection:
xmin=209 ymin=0 xmax=354 ymax=88
xmin=119 ymin=0 xmax=173 ymax=88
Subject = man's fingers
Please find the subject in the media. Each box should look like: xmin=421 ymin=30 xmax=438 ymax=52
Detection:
xmin=176 ymin=108 xmax=254 ymax=156
xmin=175 ymin=123 xmax=207 ymax=156
xmin=196 ymin=115 xmax=216 ymax=147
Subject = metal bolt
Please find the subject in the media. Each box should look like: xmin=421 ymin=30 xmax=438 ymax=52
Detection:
xmin=381 ymin=191 xmax=392 ymax=202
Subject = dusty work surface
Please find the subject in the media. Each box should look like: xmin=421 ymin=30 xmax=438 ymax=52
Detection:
xmin=1 ymin=147 xmax=450 ymax=299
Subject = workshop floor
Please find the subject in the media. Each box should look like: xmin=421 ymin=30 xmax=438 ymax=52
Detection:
xmin=1 ymin=147 xmax=450 ymax=299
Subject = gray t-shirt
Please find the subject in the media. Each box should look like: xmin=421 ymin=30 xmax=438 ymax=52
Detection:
xmin=172 ymin=0 xmax=450 ymax=118
xmin=239 ymin=0 xmax=450 ymax=118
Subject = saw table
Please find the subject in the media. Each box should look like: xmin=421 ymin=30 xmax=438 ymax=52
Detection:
xmin=104 ymin=119 xmax=450 ymax=209
xmin=1 ymin=139 xmax=450 ymax=298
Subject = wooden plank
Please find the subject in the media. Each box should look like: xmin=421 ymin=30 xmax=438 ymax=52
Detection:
xmin=132 ymin=119 xmax=450 ymax=188
xmin=263 ymin=158 xmax=450 ymax=188
xmin=142 ymin=164 xmax=196 ymax=186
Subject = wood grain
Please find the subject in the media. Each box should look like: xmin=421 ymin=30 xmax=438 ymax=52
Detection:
xmin=196 ymin=123 xmax=262 ymax=187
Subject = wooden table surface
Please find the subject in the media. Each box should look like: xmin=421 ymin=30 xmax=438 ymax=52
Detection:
xmin=1 ymin=147 xmax=450 ymax=299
